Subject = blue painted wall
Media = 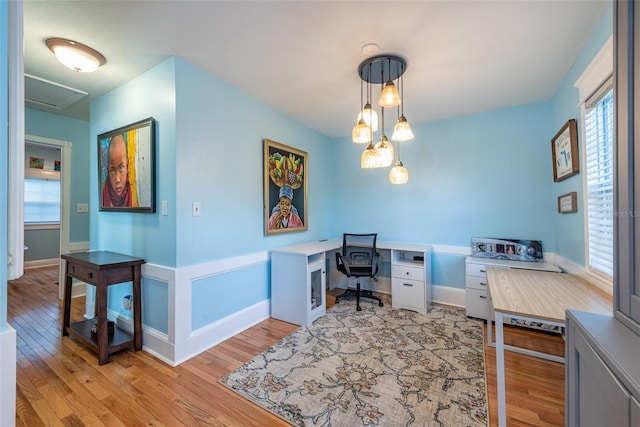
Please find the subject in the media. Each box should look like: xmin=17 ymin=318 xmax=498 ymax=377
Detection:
xmin=90 ymin=57 xmax=178 ymax=267
xmin=0 ymin=1 xmax=8 ymax=330
xmin=550 ymin=4 xmax=613 ymax=265
xmin=173 ymin=58 xmax=334 ymax=267
xmin=25 ymin=108 xmax=91 ymax=243
xmin=332 ymin=102 xmax=554 ymax=249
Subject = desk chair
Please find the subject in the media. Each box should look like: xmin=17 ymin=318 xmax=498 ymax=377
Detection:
xmin=335 ymin=233 xmax=384 ymax=311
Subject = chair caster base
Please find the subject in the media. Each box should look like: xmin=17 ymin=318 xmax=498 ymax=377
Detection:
xmin=379 ymin=302 xmax=384 ymax=307
xmin=357 ymin=306 xmax=362 ymax=311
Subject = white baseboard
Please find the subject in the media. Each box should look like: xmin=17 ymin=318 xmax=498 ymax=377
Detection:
xmin=432 ymin=285 xmax=466 ymax=308
xmin=174 ymin=299 xmax=270 ymax=366
xmin=0 ymin=326 xmax=17 ymax=427
xmin=24 ymin=258 xmax=59 ymax=269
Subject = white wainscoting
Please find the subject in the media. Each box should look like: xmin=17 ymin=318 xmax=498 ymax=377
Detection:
xmin=138 ymin=251 xmax=272 ymax=366
xmin=129 ymin=246 xmax=595 ymax=366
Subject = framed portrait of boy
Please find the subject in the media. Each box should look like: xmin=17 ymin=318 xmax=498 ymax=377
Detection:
xmin=263 ymin=139 xmax=308 ymax=235
xmin=98 ymin=117 xmax=156 ymax=212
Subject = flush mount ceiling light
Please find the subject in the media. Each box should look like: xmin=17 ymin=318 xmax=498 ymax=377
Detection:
xmin=45 ymin=38 xmax=106 ymax=73
xmin=353 ymin=54 xmax=414 ymax=183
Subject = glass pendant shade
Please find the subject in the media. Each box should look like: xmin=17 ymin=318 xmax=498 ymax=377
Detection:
xmin=357 ymin=103 xmax=378 ymax=132
xmin=352 ymin=119 xmax=372 ymax=143
xmin=391 ymin=115 xmax=415 ymax=142
xmin=375 ymin=136 xmax=394 ymax=167
xmin=361 ymin=143 xmax=381 ymax=169
xmin=389 ymin=161 xmax=409 ymax=184
xmin=378 ymin=80 xmax=401 ymax=108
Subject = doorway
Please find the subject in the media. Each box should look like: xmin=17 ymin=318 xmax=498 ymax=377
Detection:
xmin=24 ymin=135 xmax=73 ymax=299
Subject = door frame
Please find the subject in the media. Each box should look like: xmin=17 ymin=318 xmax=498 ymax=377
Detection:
xmin=25 ymin=135 xmax=73 ymax=299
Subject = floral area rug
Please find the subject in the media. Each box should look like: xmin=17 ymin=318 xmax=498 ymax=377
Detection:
xmin=219 ymin=296 xmax=488 ymax=426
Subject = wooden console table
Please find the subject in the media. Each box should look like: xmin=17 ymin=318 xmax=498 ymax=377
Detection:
xmin=61 ymin=251 xmax=145 ymax=365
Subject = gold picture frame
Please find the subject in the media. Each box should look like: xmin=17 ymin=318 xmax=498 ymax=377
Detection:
xmin=551 ymin=119 xmax=579 ymax=182
xmin=263 ymin=139 xmax=308 ymax=235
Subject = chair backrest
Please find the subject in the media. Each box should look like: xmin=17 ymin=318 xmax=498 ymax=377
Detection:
xmin=342 ymin=233 xmax=377 ymax=265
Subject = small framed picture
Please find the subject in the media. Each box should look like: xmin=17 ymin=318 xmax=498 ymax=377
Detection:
xmin=558 ymin=192 xmax=578 ymax=213
xmin=98 ymin=117 xmax=156 ymax=212
xmin=551 ymin=119 xmax=579 ymax=182
xmin=29 ymin=156 xmax=44 ymax=169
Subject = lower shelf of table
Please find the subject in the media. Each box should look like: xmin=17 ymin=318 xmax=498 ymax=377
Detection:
xmin=67 ymin=319 xmax=134 ymax=355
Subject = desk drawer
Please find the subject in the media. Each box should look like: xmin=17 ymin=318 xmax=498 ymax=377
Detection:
xmin=466 ymin=263 xmax=487 ymax=277
xmin=392 ymin=277 xmax=425 ymax=311
xmin=392 ymin=265 xmax=424 ymax=281
xmin=466 ymin=275 xmax=488 ymax=291
xmin=68 ymin=264 xmax=99 ymax=283
xmin=465 ymin=288 xmax=488 ymax=319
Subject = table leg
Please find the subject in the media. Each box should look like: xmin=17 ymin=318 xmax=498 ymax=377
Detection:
xmin=96 ymin=279 xmax=109 ymax=365
xmin=133 ymin=265 xmax=142 ymax=351
xmin=61 ymin=266 xmax=73 ymax=336
xmin=495 ymin=312 xmax=506 ymax=427
xmin=486 ymin=289 xmax=494 ymax=346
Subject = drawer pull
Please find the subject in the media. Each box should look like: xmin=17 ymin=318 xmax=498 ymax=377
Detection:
xmin=406 ymin=271 xmax=410 ymax=275
xmin=479 ymin=295 xmax=487 ymax=299
xmin=71 ymin=266 xmax=75 ymax=272
xmin=88 ymin=272 xmax=93 ymax=279
xmin=403 ymin=283 xmax=414 ymax=287
xmin=480 ymin=282 xmax=486 ymax=286
xmin=480 ymin=269 xmax=486 ymax=273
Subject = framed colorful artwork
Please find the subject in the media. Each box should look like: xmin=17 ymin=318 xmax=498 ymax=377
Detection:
xmin=98 ymin=117 xmax=156 ymax=212
xmin=551 ymin=119 xmax=579 ymax=182
xmin=263 ymin=139 xmax=308 ymax=235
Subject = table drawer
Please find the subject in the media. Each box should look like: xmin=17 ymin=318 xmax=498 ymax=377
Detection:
xmin=465 ymin=288 xmax=488 ymax=319
xmin=392 ymin=265 xmax=424 ymax=281
xmin=392 ymin=277 xmax=425 ymax=311
xmin=68 ymin=263 xmax=99 ymax=283
xmin=466 ymin=262 xmax=487 ymax=277
xmin=466 ymin=274 xmax=488 ymax=291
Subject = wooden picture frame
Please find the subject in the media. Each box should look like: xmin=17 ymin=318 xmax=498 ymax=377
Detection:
xmin=558 ymin=192 xmax=578 ymax=213
xmin=551 ymin=119 xmax=579 ymax=182
xmin=98 ymin=117 xmax=156 ymax=212
xmin=264 ymin=139 xmax=308 ymax=235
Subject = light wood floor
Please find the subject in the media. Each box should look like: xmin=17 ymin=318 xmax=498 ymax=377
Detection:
xmin=9 ymin=266 xmax=565 ymax=426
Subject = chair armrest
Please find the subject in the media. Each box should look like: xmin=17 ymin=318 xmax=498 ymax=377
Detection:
xmin=336 ymin=252 xmax=351 ymax=275
xmin=372 ymin=253 xmax=379 ymax=276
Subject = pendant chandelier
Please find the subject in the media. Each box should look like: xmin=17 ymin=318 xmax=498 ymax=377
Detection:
xmin=353 ymin=54 xmax=414 ymax=184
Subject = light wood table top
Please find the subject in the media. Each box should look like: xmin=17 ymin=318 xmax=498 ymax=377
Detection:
xmin=486 ymin=267 xmax=612 ymax=323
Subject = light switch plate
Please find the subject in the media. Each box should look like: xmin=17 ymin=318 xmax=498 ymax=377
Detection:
xmin=192 ymin=202 xmax=201 ymax=216
xmin=76 ymin=203 xmax=89 ymax=213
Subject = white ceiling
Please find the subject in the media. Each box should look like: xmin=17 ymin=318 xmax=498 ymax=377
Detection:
xmin=23 ymin=0 xmax=610 ymax=139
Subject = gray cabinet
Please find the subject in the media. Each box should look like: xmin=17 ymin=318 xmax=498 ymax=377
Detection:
xmin=566 ymin=311 xmax=640 ymax=427
xmin=566 ymin=3 xmax=640 ymax=425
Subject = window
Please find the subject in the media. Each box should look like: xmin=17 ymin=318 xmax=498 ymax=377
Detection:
xmin=584 ymin=78 xmax=613 ymax=278
xmin=24 ymin=174 xmax=60 ymax=225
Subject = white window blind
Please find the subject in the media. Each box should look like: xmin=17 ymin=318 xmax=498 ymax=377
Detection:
xmin=584 ymin=79 xmax=613 ymax=278
xmin=24 ymin=176 xmax=60 ymax=224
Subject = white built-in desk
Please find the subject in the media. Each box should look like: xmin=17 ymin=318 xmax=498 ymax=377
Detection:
xmin=270 ymin=239 xmax=432 ymax=326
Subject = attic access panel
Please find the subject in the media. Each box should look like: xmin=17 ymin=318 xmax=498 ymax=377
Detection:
xmin=25 ymin=73 xmax=87 ymax=110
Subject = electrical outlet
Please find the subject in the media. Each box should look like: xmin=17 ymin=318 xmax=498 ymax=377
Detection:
xmin=162 ymin=200 xmax=168 ymax=216
xmin=76 ymin=203 xmax=89 ymax=213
